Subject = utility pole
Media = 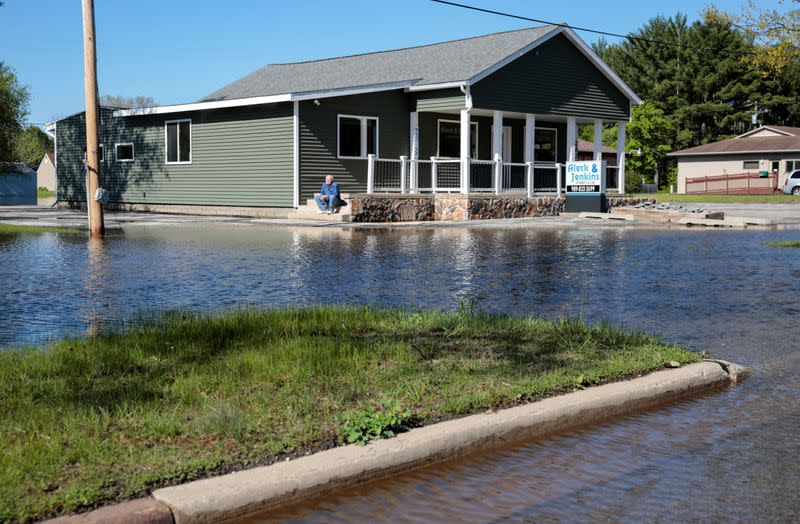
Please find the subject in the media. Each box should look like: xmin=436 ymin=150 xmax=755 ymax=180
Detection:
xmin=82 ymin=0 xmax=104 ymax=236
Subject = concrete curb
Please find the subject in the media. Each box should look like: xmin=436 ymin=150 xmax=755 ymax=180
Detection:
xmin=149 ymin=360 xmax=742 ymax=524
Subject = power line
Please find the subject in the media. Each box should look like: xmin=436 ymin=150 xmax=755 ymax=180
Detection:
xmin=430 ymin=0 xmax=756 ymax=57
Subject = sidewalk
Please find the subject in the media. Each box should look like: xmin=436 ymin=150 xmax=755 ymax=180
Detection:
xmin=1 ymin=203 xmax=798 ymax=231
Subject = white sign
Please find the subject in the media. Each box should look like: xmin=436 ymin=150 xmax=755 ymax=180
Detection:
xmin=566 ymin=161 xmax=605 ymax=195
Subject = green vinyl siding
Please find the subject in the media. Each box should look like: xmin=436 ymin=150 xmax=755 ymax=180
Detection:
xmin=57 ymin=104 xmax=294 ymax=208
xmin=471 ymin=34 xmax=631 ymax=121
xmin=413 ymin=89 xmax=466 ymax=112
xmin=299 ymin=90 xmax=410 ymax=200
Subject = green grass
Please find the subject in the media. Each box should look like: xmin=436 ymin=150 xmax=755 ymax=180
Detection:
xmin=0 ymin=306 xmax=698 ymax=522
xmin=763 ymin=240 xmax=800 ymax=247
xmin=0 ymin=223 xmax=83 ymax=235
xmin=630 ymin=193 xmax=800 ymax=203
xmin=37 ymin=188 xmax=55 ymax=198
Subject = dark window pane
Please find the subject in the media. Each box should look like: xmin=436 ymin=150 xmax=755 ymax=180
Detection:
xmin=167 ymin=123 xmax=178 ymax=163
xmin=535 ymin=129 xmax=557 ymax=162
xmin=117 ymin=144 xmax=134 ymax=161
xmin=98 ymin=145 xmax=104 ymax=161
xmin=438 ymin=121 xmax=477 ymax=158
xmin=179 ymin=121 xmax=191 ymax=162
xmin=470 ymin=124 xmax=477 ymax=159
xmin=339 ymin=117 xmax=361 ymax=157
xmin=366 ymin=118 xmax=377 ymax=156
xmin=438 ymin=121 xmax=460 ymax=157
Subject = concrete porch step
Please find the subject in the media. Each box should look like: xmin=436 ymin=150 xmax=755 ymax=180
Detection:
xmin=287 ymin=206 xmax=351 ymax=222
xmin=289 ymin=193 xmax=354 ymax=222
xmin=304 ymin=193 xmax=354 ymax=208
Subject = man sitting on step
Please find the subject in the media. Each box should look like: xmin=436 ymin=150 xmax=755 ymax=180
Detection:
xmin=315 ymin=175 xmax=340 ymax=214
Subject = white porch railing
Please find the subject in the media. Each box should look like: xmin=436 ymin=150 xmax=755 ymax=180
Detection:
xmin=367 ymin=154 xmax=565 ymax=197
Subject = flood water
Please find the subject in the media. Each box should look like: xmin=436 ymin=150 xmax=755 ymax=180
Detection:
xmin=2 ymin=223 xmax=799 ymax=521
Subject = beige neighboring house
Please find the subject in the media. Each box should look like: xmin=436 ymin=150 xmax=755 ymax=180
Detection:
xmin=36 ymin=152 xmax=56 ymax=191
xmin=669 ymin=126 xmax=800 ymax=194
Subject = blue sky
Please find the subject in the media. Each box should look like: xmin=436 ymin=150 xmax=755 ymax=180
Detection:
xmin=2 ymin=0 xmax=779 ymax=125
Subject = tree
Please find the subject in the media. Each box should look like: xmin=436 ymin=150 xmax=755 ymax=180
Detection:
xmin=15 ymin=126 xmax=53 ymax=164
xmin=0 ymin=62 xmax=29 ymax=161
xmin=736 ymin=0 xmax=800 ymax=75
xmin=596 ymin=12 xmax=764 ymax=150
xmin=625 ymin=102 xmax=675 ymax=191
xmin=99 ymin=95 xmax=156 ymax=108
xmin=718 ymin=1 xmax=800 ymax=124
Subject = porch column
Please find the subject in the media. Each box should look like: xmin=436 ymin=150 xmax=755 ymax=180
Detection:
xmin=593 ymin=119 xmax=603 ymax=161
xmin=460 ymin=109 xmax=471 ymax=194
xmin=409 ymin=111 xmax=419 ymax=193
xmin=492 ymin=111 xmax=503 ymax=159
xmin=524 ymin=114 xmax=536 ymax=163
xmin=617 ymin=122 xmax=627 ymax=194
xmin=566 ymin=116 xmax=577 ymax=162
xmin=524 ymin=114 xmax=535 ymax=198
xmin=493 ymin=111 xmax=504 ymax=194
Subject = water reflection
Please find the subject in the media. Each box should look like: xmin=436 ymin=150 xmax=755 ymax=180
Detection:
xmin=2 ymin=224 xmax=800 ymax=520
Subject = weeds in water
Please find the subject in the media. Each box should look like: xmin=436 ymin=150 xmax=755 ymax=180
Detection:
xmin=340 ymin=399 xmax=413 ymax=445
xmin=763 ymin=240 xmax=800 ymax=248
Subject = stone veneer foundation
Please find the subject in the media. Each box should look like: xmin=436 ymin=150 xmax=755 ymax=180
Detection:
xmin=349 ymin=193 xmax=565 ymax=222
xmin=350 ymin=194 xmax=655 ymax=223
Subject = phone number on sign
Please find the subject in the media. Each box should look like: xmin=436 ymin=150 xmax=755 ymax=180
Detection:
xmin=568 ymin=185 xmax=599 ymax=192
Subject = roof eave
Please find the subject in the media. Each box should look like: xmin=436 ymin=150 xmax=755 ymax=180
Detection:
xmin=736 ymin=126 xmax=795 ymax=138
xmin=669 ymin=148 xmax=800 ymax=157
xmin=115 ymin=80 xmax=434 ymax=117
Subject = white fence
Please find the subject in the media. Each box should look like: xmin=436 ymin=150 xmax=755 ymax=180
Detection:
xmin=367 ymin=154 xmax=567 ymax=196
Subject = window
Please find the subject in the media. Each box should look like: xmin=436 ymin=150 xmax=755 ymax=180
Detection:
xmin=437 ymin=120 xmax=478 ymax=158
xmin=115 ymin=143 xmax=134 ymax=162
xmin=534 ymin=128 xmax=558 ymax=162
xmin=787 ymin=160 xmax=800 ymax=172
xmin=165 ymin=119 xmax=191 ymax=164
xmin=743 ymin=160 xmax=760 ymax=170
xmin=337 ymin=115 xmax=378 ymax=158
xmin=792 ymin=171 xmax=800 ymax=179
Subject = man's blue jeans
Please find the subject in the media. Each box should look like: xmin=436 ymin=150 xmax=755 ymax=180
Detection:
xmin=315 ymin=193 xmax=339 ymax=211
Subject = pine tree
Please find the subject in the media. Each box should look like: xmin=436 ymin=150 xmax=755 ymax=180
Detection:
xmin=596 ymin=12 xmax=763 ymax=150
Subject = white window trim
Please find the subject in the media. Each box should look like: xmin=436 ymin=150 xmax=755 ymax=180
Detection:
xmin=337 ymin=114 xmax=379 ymax=159
xmin=437 ymin=119 xmax=478 ymax=159
xmin=533 ymin=126 xmax=558 ymax=164
xmin=742 ymin=160 xmax=760 ymax=170
xmin=164 ymin=118 xmax=192 ymax=165
xmin=114 ymin=142 xmax=135 ymax=163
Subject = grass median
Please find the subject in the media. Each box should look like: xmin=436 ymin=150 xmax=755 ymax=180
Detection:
xmin=0 ymin=223 xmax=82 ymax=235
xmin=0 ymin=306 xmax=698 ymax=522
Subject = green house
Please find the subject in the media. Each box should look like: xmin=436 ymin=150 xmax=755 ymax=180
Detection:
xmin=48 ymin=25 xmax=640 ymax=216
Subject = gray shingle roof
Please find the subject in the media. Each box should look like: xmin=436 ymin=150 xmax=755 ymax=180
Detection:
xmin=669 ymin=135 xmax=800 ymax=156
xmin=200 ymin=25 xmax=558 ymax=102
